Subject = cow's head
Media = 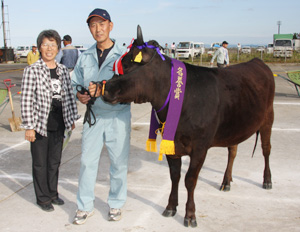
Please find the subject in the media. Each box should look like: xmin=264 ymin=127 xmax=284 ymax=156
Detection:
xmin=102 ymin=25 xmax=171 ymax=105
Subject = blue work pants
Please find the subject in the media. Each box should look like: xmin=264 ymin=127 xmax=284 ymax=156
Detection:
xmin=76 ymin=109 xmax=131 ymax=211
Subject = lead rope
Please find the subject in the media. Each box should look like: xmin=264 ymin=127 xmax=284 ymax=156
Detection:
xmin=76 ymin=82 xmax=100 ymax=127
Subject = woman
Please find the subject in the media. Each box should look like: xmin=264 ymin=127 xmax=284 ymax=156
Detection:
xmin=21 ymin=30 xmax=80 ymax=212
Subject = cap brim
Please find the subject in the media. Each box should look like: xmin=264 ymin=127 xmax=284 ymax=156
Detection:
xmin=86 ymin=15 xmax=108 ymax=23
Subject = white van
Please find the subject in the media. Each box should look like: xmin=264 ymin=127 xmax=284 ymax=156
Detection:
xmin=15 ymin=46 xmax=31 ymax=57
xmin=267 ymin=43 xmax=273 ymax=54
xmin=175 ymin=41 xmax=205 ymax=59
xmin=207 ymin=42 xmax=222 ymax=56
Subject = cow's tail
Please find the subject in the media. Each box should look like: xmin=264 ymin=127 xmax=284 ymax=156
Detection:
xmin=252 ymin=131 xmax=260 ymax=158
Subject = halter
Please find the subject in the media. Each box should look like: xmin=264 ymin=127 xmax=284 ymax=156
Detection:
xmin=113 ymin=40 xmax=170 ymax=111
xmin=113 ymin=40 xmax=165 ymax=76
xmin=136 ymin=42 xmax=165 ymax=61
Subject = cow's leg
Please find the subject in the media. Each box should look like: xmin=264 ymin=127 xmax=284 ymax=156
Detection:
xmin=220 ymin=145 xmax=238 ymax=191
xmin=162 ymin=156 xmax=182 ymax=217
xmin=184 ymin=151 xmax=207 ymax=228
xmin=260 ymin=110 xmax=274 ymax=189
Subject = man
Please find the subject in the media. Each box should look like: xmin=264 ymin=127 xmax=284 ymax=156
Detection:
xmin=164 ymin=43 xmax=170 ymax=56
xmin=71 ymin=8 xmax=131 ymax=225
xmin=60 ymin=35 xmax=80 ymax=72
xmin=171 ymin=42 xmax=176 ymax=58
xmin=27 ymin=44 xmax=40 ymax=65
xmin=210 ymin=41 xmax=229 ymax=68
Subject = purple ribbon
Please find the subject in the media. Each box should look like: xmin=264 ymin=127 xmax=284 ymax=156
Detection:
xmin=136 ymin=42 xmax=165 ymax=61
xmin=136 ymin=42 xmax=168 ymax=112
xmin=148 ymin=108 xmax=160 ymax=140
xmin=156 ymin=63 xmax=173 ymax=112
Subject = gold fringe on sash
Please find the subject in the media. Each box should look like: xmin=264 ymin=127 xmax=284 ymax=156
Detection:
xmin=158 ymin=153 xmax=163 ymax=161
xmin=159 ymin=139 xmax=175 ymax=155
xmin=146 ymin=139 xmax=157 ymax=152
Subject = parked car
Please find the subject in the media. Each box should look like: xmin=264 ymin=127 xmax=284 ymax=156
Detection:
xmin=207 ymin=50 xmax=214 ymax=56
xmin=266 ymin=43 xmax=273 ymax=54
xmin=15 ymin=45 xmax=31 ymax=58
xmin=207 ymin=42 xmax=221 ymax=56
xmin=175 ymin=41 xmax=205 ymax=59
xmin=256 ymin=46 xmax=265 ymax=53
xmin=241 ymin=46 xmax=251 ymax=54
xmin=75 ymin=45 xmax=87 ymax=53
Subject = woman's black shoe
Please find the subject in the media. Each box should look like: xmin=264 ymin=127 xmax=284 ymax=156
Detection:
xmin=38 ymin=203 xmax=54 ymax=212
xmin=52 ymin=198 xmax=64 ymax=205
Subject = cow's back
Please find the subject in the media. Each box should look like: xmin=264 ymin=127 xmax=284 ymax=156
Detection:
xmin=176 ymin=58 xmax=274 ymax=151
xmin=213 ymin=58 xmax=274 ymax=146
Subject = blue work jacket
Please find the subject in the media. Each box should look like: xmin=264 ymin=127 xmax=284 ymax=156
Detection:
xmin=72 ymin=40 xmax=130 ymax=117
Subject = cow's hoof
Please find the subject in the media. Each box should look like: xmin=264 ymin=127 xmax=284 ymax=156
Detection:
xmin=263 ymin=182 xmax=272 ymax=189
xmin=220 ymin=184 xmax=231 ymax=192
xmin=184 ymin=217 xmax=197 ymax=227
xmin=162 ymin=209 xmax=176 ymax=217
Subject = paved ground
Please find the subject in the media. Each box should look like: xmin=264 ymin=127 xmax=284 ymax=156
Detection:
xmin=0 ymin=62 xmax=300 ymax=232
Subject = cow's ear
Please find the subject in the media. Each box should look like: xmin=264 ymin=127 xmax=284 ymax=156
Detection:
xmin=140 ymin=51 xmax=152 ymax=63
xmin=132 ymin=50 xmax=152 ymax=63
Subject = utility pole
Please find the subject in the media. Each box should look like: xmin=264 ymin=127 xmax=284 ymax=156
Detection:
xmin=277 ymin=20 xmax=281 ymax=34
xmin=1 ymin=0 xmax=7 ymax=61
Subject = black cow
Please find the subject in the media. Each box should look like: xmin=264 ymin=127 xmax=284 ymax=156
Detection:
xmin=101 ymin=26 xmax=275 ymax=227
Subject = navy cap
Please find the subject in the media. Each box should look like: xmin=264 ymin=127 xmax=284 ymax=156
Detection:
xmin=222 ymin=41 xmax=229 ymax=45
xmin=62 ymin=35 xmax=72 ymax=42
xmin=87 ymin=8 xmax=111 ymax=24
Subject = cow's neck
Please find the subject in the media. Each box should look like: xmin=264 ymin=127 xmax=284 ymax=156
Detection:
xmin=150 ymin=58 xmax=173 ymax=122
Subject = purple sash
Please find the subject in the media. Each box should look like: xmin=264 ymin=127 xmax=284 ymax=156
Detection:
xmin=146 ymin=59 xmax=187 ymax=160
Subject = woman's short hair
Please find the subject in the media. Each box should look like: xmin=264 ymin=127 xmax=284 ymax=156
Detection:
xmin=37 ymin=29 xmax=61 ymax=52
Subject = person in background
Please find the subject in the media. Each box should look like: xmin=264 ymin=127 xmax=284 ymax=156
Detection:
xmin=164 ymin=43 xmax=170 ymax=56
xmin=21 ymin=29 xmax=80 ymax=212
xmin=27 ymin=44 xmax=40 ymax=65
xmin=237 ymin=43 xmax=241 ymax=52
xmin=171 ymin=42 xmax=176 ymax=58
xmin=210 ymin=41 xmax=229 ymax=68
xmin=60 ymin=35 xmax=81 ymax=72
xmin=71 ymin=8 xmax=131 ymax=225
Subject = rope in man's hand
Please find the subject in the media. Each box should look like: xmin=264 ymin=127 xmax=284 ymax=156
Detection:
xmin=76 ymin=83 xmax=98 ymax=127
xmin=76 ymin=81 xmax=107 ymax=127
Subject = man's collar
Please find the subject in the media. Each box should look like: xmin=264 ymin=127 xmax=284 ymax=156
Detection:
xmin=96 ymin=39 xmax=114 ymax=51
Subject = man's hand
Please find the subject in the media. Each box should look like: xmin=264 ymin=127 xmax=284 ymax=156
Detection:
xmin=88 ymin=82 xmax=102 ymax=97
xmin=25 ymin=129 xmax=36 ymax=142
xmin=77 ymin=91 xmax=91 ymax=104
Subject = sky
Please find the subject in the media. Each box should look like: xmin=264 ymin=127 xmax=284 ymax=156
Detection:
xmin=1 ymin=0 xmax=299 ymax=49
